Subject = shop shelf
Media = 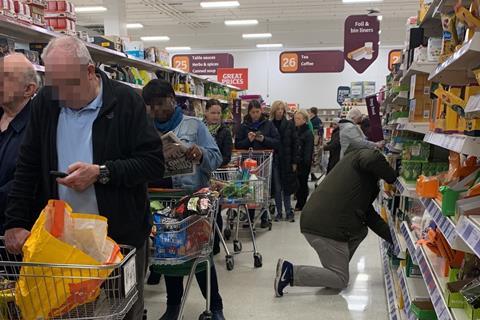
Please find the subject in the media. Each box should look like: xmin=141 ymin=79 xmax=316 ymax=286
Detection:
xmin=380 ymin=241 xmax=404 ymax=320
xmin=456 ymin=215 xmax=480 ymax=259
xmin=429 ymin=32 xmax=480 ymax=85
xmin=389 ymin=118 xmax=409 ymax=126
xmin=415 ymin=246 xmax=469 ymax=320
xmin=400 ymin=222 xmax=418 ymax=263
xmin=419 ymin=0 xmax=443 ymax=38
xmin=393 ymin=91 xmax=409 ymax=106
xmin=420 ymin=198 xmax=473 ymax=253
xmin=397 ymin=122 xmax=430 ymax=134
xmin=398 ymin=266 xmax=430 ymax=320
xmin=387 ymin=208 xmax=408 ymax=259
xmin=0 ymin=15 xmax=239 ymax=91
xmin=400 ymin=62 xmax=438 ymax=85
xmin=423 ymin=132 xmax=480 ymax=157
xmin=395 ymin=178 xmax=419 ymax=199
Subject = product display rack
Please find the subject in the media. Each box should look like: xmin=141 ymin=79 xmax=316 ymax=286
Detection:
xmin=380 ymin=1 xmax=480 ymax=318
xmin=0 ymin=14 xmax=239 ymax=104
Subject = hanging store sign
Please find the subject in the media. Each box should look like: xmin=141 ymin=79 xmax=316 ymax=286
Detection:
xmin=366 ymin=94 xmax=384 ymax=142
xmin=279 ymin=50 xmax=344 ymax=73
xmin=388 ymin=50 xmax=402 ymax=71
xmin=344 ymin=15 xmax=380 ymax=74
xmin=172 ymin=53 xmax=234 ymax=75
xmin=337 ymin=86 xmax=351 ymax=106
xmin=217 ymin=68 xmax=249 ymax=90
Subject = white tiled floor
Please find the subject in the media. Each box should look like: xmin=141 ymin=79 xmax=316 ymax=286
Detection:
xmin=144 ymin=214 xmax=388 ymax=320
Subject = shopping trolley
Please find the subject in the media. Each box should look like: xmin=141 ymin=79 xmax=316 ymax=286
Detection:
xmin=148 ymin=188 xmax=219 ymax=320
xmin=0 ymin=238 xmax=138 ymax=320
xmin=211 ymin=149 xmax=275 ymax=269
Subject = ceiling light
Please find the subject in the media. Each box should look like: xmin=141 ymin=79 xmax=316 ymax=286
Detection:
xmin=225 ymin=19 xmax=258 ymax=26
xmin=75 ymin=6 xmax=107 ymax=13
xmin=200 ymin=1 xmax=240 ymax=9
xmin=166 ymin=47 xmax=192 ymax=52
xmin=378 ymin=30 xmax=382 ymax=34
xmin=243 ymin=33 xmax=272 ymax=39
xmin=377 ymin=15 xmax=383 ymax=21
xmin=126 ymin=23 xmax=144 ymax=29
xmin=256 ymin=43 xmax=283 ymax=48
xmin=140 ymin=36 xmax=170 ymax=42
xmin=342 ymin=0 xmax=383 ymax=3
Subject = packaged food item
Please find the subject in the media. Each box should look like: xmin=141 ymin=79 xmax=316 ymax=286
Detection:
xmin=461 ymin=278 xmax=480 ymax=308
xmin=427 ymin=37 xmax=442 ymax=62
xmin=441 ymin=13 xmax=458 ymax=61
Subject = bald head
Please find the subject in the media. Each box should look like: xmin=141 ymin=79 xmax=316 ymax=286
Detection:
xmin=0 ymin=53 xmax=39 ymax=107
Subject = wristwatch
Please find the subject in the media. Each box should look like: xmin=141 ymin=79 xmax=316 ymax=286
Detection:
xmin=97 ymin=165 xmax=110 ymax=184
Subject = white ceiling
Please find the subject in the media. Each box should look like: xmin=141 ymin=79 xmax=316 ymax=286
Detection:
xmin=73 ymin=0 xmax=420 ymax=50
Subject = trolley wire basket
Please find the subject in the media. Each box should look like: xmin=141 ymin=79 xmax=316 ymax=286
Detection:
xmin=0 ymin=238 xmax=138 ymax=320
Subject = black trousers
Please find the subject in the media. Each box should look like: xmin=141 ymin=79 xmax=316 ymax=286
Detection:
xmin=295 ymin=170 xmax=310 ymax=211
xmin=213 ymin=206 xmax=223 ymax=254
xmin=165 ymin=264 xmax=223 ymax=311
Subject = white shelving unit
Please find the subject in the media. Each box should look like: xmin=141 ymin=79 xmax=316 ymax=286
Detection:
xmin=388 ymin=209 xmax=408 ymax=259
xmin=395 ymin=178 xmax=419 ymax=199
xmin=400 ymin=222 xmax=418 ymax=263
xmin=400 ymin=62 xmax=438 ymax=85
xmin=381 ymin=241 xmax=404 ymax=320
xmin=424 ymin=132 xmax=480 ymax=157
xmin=429 ymin=32 xmax=480 ymax=85
xmin=397 ymin=122 xmax=430 ymax=134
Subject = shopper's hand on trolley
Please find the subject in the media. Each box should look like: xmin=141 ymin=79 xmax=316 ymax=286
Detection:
xmin=57 ymin=162 xmax=100 ymax=192
xmin=5 ymin=228 xmax=31 ymax=255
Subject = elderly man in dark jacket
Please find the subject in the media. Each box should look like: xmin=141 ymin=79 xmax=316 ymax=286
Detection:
xmin=274 ymin=148 xmax=396 ymax=297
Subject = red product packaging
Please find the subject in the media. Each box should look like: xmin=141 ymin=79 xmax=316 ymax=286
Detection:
xmin=46 ymin=0 xmax=56 ymax=12
xmin=0 ymin=0 xmax=16 ymax=17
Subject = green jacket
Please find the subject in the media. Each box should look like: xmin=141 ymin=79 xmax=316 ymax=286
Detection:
xmin=300 ymin=148 xmax=397 ymax=243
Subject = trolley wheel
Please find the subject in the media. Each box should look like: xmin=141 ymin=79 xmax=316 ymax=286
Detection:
xmin=268 ymin=221 xmax=272 ymax=231
xmin=224 ymin=228 xmax=231 ymax=240
xmin=226 ymin=255 xmax=234 ymax=271
xmin=233 ymin=240 xmax=242 ymax=253
xmin=254 ymin=253 xmax=263 ymax=268
xmin=199 ymin=311 xmax=212 ymax=320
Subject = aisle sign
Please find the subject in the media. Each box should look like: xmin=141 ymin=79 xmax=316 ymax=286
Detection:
xmin=279 ymin=50 xmax=344 ymax=73
xmin=388 ymin=50 xmax=402 ymax=71
xmin=366 ymin=94 xmax=384 ymax=142
xmin=350 ymin=82 xmax=364 ymax=98
xmin=172 ymin=53 xmax=234 ymax=75
xmin=344 ymin=15 xmax=380 ymax=74
xmin=217 ymin=68 xmax=248 ymax=90
xmin=337 ymin=86 xmax=351 ymax=106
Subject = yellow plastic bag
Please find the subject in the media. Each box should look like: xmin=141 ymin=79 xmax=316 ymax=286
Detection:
xmin=15 ymin=200 xmax=123 ymax=320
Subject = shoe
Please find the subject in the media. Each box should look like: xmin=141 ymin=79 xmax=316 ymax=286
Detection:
xmin=260 ymin=220 xmax=270 ymax=229
xmin=274 ymin=215 xmax=281 ymax=222
xmin=288 ymin=216 xmax=295 ymax=223
xmin=212 ymin=310 xmax=225 ymax=320
xmin=159 ymin=305 xmax=180 ymax=320
xmin=274 ymin=258 xmax=293 ymax=297
xmin=147 ymin=266 xmax=161 ymax=285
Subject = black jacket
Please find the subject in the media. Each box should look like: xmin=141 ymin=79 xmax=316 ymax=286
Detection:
xmin=300 ymin=148 xmax=397 ymax=243
xmin=273 ymin=118 xmax=298 ymax=194
xmin=0 ymin=101 xmax=31 ymax=234
xmin=4 ymin=70 xmax=164 ymax=248
xmin=296 ymin=124 xmax=314 ymax=173
xmin=235 ymin=115 xmax=280 ymax=152
xmin=323 ymin=127 xmax=340 ymax=174
xmin=214 ymin=124 xmax=233 ymax=167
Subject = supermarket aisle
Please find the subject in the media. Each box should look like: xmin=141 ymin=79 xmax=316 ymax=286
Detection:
xmin=144 ymin=216 xmax=388 ymax=320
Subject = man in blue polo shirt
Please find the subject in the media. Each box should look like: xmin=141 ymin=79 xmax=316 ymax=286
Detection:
xmin=0 ymin=53 xmax=38 ymax=234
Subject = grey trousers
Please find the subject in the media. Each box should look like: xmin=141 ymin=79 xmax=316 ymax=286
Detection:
xmin=293 ymin=233 xmax=365 ymax=289
xmin=124 ymin=241 xmax=147 ymax=320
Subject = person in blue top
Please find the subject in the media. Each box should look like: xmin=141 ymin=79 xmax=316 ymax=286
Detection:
xmin=142 ymin=79 xmax=225 ymax=320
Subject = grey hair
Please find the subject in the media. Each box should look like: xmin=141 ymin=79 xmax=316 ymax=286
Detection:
xmin=23 ymin=64 xmax=39 ymax=87
xmin=41 ymin=36 xmax=94 ymax=64
xmin=295 ymin=109 xmax=310 ymax=122
xmin=347 ymin=108 xmax=363 ymax=121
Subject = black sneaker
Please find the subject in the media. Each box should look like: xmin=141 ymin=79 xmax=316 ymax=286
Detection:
xmin=159 ymin=305 xmax=181 ymax=320
xmin=212 ymin=310 xmax=226 ymax=320
xmin=288 ymin=216 xmax=295 ymax=223
xmin=274 ymin=258 xmax=293 ymax=297
xmin=274 ymin=215 xmax=281 ymax=222
xmin=260 ymin=220 xmax=270 ymax=229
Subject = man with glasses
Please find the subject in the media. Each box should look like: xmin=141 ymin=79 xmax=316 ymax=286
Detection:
xmin=3 ymin=36 xmax=164 ymax=320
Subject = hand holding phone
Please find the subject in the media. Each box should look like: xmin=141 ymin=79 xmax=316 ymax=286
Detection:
xmin=50 ymin=171 xmax=68 ymax=178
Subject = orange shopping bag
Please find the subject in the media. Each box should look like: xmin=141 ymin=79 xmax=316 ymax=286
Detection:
xmin=15 ymin=200 xmax=123 ymax=320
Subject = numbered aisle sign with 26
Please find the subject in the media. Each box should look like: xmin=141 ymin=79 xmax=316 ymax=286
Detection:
xmin=279 ymin=50 xmax=344 ymax=73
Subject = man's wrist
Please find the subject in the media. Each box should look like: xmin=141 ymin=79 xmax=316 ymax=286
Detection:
xmin=93 ymin=164 xmax=100 ymax=179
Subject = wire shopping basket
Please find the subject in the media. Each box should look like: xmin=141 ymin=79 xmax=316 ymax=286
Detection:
xmin=0 ymin=238 xmax=137 ymax=320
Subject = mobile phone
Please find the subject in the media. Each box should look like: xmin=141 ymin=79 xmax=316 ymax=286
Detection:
xmin=49 ymin=171 xmax=68 ymax=178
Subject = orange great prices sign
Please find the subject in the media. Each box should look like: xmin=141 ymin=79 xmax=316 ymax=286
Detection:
xmin=217 ymin=68 xmax=249 ymax=91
